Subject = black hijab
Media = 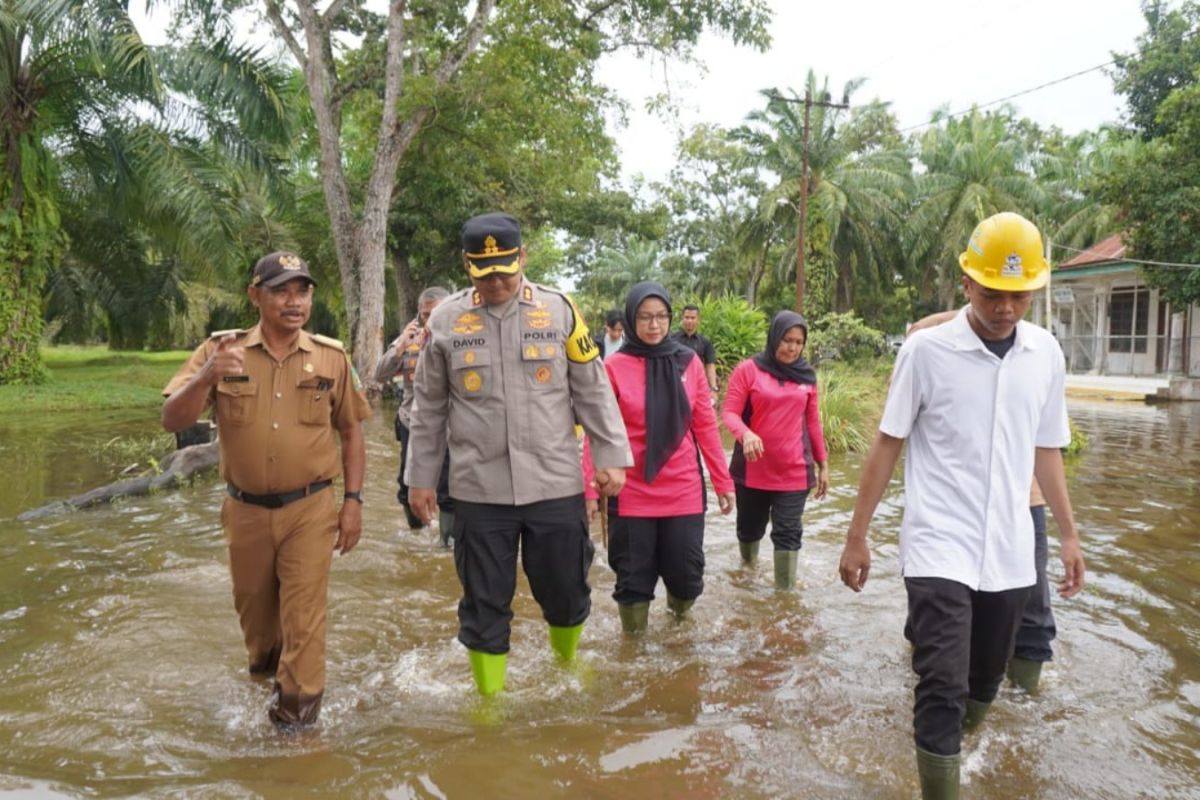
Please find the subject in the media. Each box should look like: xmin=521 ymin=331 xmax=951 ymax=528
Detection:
xmin=620 ymin=282 xmax=695 ymax=483
xmin=753 ymin=310 xmax=816 ymax=385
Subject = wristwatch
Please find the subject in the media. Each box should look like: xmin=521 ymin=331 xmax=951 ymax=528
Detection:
xmin=343 ymin=491 xmax=363 ymax=504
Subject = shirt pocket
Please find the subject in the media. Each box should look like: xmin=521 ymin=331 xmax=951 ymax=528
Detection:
xmin=297 ymin=376 xmax=335 ymax=425
xmin=520 ymin=340 xmax=565 ymax=391
xmin=216 ymin=380 xmax=258 ymax=426
xmin=451 ymin=348 xmax=492 ymax=398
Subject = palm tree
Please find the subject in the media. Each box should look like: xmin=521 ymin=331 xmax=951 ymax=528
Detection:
xmin=733 ymin=72 xmax=911 ymax=319
xmin=589 ymin=237 xmax=665 ymax=300
xmin=0 ymin=0 xmax=295 ymax=365
xmin=906 ymin=110 xmax=1046 ymax=308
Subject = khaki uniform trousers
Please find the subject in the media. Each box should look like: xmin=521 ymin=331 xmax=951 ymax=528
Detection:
xmin=221 ymin=487 xmax=336 ymax=725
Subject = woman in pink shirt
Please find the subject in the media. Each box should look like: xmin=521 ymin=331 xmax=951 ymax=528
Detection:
xmin=588 ymin=282 xmax=735 ymax=635
xmin=722 ymin=310 xmax=829 ymax=590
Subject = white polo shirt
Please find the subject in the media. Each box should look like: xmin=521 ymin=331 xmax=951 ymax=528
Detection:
xmin=881 ymin=309 xmax=1070 ymax=591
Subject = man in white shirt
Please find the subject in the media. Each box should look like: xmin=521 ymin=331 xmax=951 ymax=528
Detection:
xmin=838 ymin=212 xmax=1086 ymax=800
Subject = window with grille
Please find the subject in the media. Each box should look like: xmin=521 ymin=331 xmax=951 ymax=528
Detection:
xmin=1108 ymin=287 xmax=1148 ymax=353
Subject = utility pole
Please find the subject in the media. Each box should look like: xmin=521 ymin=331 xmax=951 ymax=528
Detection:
xmin=772 ymin=90 xmax=848 ymax=313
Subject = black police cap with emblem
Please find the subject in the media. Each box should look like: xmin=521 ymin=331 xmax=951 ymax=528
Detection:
xmin=462 ymin=212 xmax=523 ymax=279
xmin=251 ymin=251 xmax=317 ymax=288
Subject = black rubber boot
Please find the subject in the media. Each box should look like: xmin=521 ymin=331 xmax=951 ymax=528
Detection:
xmin=618 ymin=602 xmax=650 ymax=634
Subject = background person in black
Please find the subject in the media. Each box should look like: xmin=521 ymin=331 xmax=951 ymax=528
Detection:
xmin=672 ymin=304 xmax=718 ymax=396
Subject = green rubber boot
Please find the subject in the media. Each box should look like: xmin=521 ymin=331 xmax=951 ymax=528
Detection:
xmin=773 ymin=550 xmax=798 ymax=590
xmin=666 ymin=593 xmax=695 ymax=619
xmin=467 ymin=650 xmax=507 ymax=697
xmin=438 ymin=511 xmax=455 ymax=549
xmin=548 ymin=623 xmax=584 ymax=663
xmin=962 ymin=697 xmax=990 ymax=731
xmin=915 ymin=746 xmax=960 ymax=800
xmin=738 ymin=540 xmax=759 ymax=564
xmin=618 ymin=602 xmax=650 ymax=634
xmin=1006 ymin=657 xmax=1043 ymax=695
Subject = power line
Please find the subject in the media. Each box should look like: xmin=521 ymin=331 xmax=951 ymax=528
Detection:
xmin=1052 ymin=242 xmax=1200 ymax=270
xmin=899 ymin=60 xmax=1116 ymax=134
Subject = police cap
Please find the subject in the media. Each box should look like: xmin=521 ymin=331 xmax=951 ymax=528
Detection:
xmin=462 ymin=212 xmax=523 ymax=279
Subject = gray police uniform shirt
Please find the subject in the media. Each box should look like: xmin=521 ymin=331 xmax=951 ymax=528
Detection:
xmin=406 ymin=279 xmax=632 ymax=506
xmin=374 ymin=333 xmax=423 ymax=427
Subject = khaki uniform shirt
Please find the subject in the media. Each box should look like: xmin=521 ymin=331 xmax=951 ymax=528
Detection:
xmin=163 ymin=325 xmax=371 ymax=495
xmin=406 ymin=279 xmax=632 ymax=505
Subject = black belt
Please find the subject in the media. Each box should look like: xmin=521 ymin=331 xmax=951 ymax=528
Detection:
xmin=227 ymin=479 xmax=333 ymax=509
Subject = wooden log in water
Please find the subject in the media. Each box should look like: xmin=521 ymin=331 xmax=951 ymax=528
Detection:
xmin=17 ymin=442 xmax=220 ymax=521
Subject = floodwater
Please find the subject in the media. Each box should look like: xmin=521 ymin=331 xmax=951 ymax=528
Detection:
xmin=0 ymin=400 xmax=1197 ymax=799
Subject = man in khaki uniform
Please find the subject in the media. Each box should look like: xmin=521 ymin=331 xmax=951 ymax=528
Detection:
xmin=162 ymin=251 xmax=370 ymax=728
xmin=407 ymin=212 xmax=632 ymax=696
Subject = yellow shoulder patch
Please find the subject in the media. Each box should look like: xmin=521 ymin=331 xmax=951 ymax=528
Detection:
xmin=311 ymin=333 xmax=345 ymax=351
xmin=563 ymin=296 xmax=598 ymax=364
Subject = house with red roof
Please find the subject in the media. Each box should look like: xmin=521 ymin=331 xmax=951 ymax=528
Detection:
xmin=1030 ymin=234 xmax=1200 ymax=381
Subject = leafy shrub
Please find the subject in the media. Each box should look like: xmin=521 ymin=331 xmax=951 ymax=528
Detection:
xmin=808 ymin=312 xmax=887 ymax=363
xmin=1064 ymin=418 xmax=1089 ymax=455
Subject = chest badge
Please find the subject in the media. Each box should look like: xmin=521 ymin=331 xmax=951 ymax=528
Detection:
xmin=525 ymin=344 xmax=540 ymax=359
xmin=534 ymin=366 xmax=552 ymax=384
xmin=542 ymin=344 xmax=556 ymax=357
xmin=463 ymin=370 xmax=482 ymax=392
xmin=453 ymin=312 xmax=484 ymax=335
xmin=463 ymin=351 xmax=476 ymax=365
xmin=525 ymin=309 xmax=552 ymax=330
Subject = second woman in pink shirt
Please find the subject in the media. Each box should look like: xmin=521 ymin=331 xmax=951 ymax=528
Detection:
xmin=722 ymin=310 xmax=829 ymax=590
xmin=589 ymin=282 xmax=735 ymax=634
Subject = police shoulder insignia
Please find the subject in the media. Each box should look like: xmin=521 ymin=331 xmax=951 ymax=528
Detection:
xmin=522 ymin=284 xmax=534 ymax=302
xmin=472 ymin=290 xmax=482 ymax=307
xmin=311 ymin=333 xmax=345 ymax=351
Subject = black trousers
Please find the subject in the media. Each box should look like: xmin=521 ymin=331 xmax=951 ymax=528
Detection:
xmin=734 ymin=485 xmax=809 ymax=551
xmin=395 ymin=421 xmax=453 ymax=522
xmin=452 ymin=494 xmax=593 ymax=654
xmin=607 ymin=509 xmax=705 ymax=605
xmin=906 ymin=577 xmax=1032 ymax=755
xmin=1013 ymin=505 xmax=1057 ymax=662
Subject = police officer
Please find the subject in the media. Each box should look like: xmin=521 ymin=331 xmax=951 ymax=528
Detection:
xmin=374 ymin=286 xmax=453 ymax=543
xmin=406 ymin=212 xmax=632 ymax=696
xmin=162 ymin=251 xmax=370 ymax=728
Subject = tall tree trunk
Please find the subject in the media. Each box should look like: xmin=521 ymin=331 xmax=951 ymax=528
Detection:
xmin=264 ymin=0 xmax=496 ymax=388
xmin=393 ymin=252 xmax=417 ymax=328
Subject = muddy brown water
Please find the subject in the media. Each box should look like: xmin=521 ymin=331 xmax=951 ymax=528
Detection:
xmin=0 ymin=400 xmax=1197 ymax=798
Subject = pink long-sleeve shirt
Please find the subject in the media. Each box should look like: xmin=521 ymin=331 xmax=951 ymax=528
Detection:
xmin=585 ymin=351 xmax=734 ymax=516
xmin=722 ymin=358 xmax=827 ymax=492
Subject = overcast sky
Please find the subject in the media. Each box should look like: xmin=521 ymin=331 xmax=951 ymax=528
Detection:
xmin=599 ymin=0 xmax=1151 ymax=182
xmin=133 ymin=0 xmax=1153 ymax=185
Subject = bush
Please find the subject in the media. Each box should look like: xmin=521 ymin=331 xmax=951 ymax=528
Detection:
xmin=808 ymin=312 xmax=887 ymax=363
xmin=817 ymin=359 xmax=891 ymax=453
xmin=689 ymin=295 xmax=767 ymax=376
xmin=1064 ymin=418 xmax=1089 ymax=455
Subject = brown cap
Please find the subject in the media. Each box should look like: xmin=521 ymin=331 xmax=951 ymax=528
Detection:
xmin=251 ymin=251 xmax=317 ymax=288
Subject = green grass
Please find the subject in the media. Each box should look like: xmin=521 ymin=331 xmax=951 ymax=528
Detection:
xmin=817 ymin=358 xmax=892 ymax=454
xmin=0 ymin=346 xmax=191 ymax=415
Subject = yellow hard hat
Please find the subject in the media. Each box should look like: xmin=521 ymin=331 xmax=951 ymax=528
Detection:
xmin=958 ymin=212 xmax=1049 ymax=291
